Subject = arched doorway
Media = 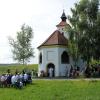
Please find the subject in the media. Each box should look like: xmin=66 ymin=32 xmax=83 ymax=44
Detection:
xmin=47 ymin=63 xmax=55 ymax=77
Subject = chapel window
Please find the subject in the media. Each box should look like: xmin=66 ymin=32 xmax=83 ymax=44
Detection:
xmin=61 ymin=51 xmax=69 ymax=64
xmin=39 ymin=53 xmax=42 ymax=64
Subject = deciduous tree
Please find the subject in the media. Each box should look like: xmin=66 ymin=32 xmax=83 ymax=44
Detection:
xmin=9 ymin=24 xmax=34 ymax=65
xmin=68 ymin=0 xmax=100 ymax=67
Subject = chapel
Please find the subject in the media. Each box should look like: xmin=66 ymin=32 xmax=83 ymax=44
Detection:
xmin=38 ymin=11 xmax=85 ymax=77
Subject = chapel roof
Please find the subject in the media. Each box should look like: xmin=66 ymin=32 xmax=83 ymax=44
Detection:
xmin=38 ymin=30 xmax=68 ymax=48
xmin=56 ymin=11 xmax=70 ymax=27
xmin=56 ymin=21 xmax=70 ymax=27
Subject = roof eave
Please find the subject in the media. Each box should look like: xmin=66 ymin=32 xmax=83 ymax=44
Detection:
xmin=37 ymin=44 xmax=68 ymax=49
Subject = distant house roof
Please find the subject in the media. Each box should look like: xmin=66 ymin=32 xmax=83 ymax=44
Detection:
xmin=38 ymin=30 xmax=68 ymax=48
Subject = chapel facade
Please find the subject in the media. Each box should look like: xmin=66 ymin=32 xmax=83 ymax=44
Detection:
xmin=38 ymin=11 xmax=85 ymax=77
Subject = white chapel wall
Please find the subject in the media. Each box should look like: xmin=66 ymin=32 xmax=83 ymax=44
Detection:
xmin=38 ymin=47 xmax=59 ymax=76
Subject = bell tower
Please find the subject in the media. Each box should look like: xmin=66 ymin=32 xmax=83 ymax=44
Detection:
xmin=56 ymin=10 xmax=70 ymax=39
xmin=61 ymin=10 xmax=67 ymax=22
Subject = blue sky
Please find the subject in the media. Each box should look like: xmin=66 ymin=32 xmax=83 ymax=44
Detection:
xmin=0 ymin=0 xmax=78 ymax=64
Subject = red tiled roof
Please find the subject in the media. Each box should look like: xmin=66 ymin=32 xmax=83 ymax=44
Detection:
xmin=38 ymin=30 xmax=68 ymax=48
xmin=56 ymin=21 xmax=70 ymax=27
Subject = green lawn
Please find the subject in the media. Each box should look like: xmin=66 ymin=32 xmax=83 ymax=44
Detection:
xmin=0 ymin=80 xmax=100 ymax=100
xmin=0 ymin=64 xmax=38 ymax=74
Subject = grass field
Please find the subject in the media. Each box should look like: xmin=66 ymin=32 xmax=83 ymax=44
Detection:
xmin=0 ymin=65 xmax=100 ymax=100
xmin=0 ymin=64 xmax=38 ymax=74
xmin=0 ymin=80 xmax=100 ymax=100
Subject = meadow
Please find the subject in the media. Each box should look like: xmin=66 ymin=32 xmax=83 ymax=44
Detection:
xmin=0 ymin=80 xmax=100 ymax=100
xmin=0 ymin=65 xmax=100 ymax=100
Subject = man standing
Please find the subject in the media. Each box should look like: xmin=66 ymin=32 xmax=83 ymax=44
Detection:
xmin=49 ymin=67 xmax=53 ymax=77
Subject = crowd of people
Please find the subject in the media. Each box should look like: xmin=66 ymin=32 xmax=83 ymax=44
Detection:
xmin=68 ymin=64 xmax=100 ymax=78
xmin=0 ymin=71 xmax=32 ymax=89
xmin=1 ymin=64 xmax=100 ymax=88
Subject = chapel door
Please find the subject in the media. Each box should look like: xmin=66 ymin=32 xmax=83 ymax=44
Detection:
xmin=47 ymin=63 xmax=55 ymax=77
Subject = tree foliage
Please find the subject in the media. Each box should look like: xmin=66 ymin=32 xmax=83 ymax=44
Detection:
xmin=9 ymin=24 xmax=34 ymax=64
xmin=68 ymin=0 xmax=100 ymax=67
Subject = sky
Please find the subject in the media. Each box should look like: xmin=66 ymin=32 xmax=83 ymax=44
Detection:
xmin=0 ymin=0 xmax=78 ymax=64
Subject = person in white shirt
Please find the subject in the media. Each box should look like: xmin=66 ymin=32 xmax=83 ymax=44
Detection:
xmin=23 ymin=73 xmax=28 ymax=86
xmin=24 ymin=73 xmax=28 ymax=80
xmin=1 ymin=75 xmax=6 ymax=82
xmin=11 ymin=75 xmax=16 ymax=85
xmin=49 ymin=67 xmax=53 ymax=77
xmin=0 ymin=75 xmax=6 ymax=87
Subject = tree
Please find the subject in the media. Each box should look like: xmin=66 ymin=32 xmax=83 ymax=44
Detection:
xmin=9 ymin=24 xmax=34 ymax=65
xmin=93 ymin=12 xmax=100 ymax=60
xmin=66 ymin=27 xmax=79 ymax=67
xmin=68 ymin=0 xmax=100 ymax=67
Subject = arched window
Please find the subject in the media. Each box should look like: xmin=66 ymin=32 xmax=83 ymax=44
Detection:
xmin=39 ymin=53 xmax=42 ymax=64
xmin=61 ymin=51 xmax=69 ymax=64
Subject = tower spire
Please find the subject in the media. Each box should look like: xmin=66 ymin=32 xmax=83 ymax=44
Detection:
xmin=61 ymin=10 xmax=67 ymax=22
